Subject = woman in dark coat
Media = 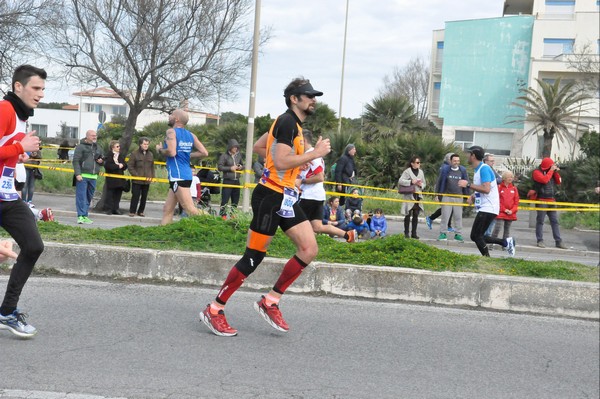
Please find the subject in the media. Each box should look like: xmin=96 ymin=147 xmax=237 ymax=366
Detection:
xmin=104 ymin=140 xmax=128 ymax=215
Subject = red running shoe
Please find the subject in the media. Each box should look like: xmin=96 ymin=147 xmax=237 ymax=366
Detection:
xmin=346 ymin=229 xmax=356 ymax=243
xmin=254 ymin=295 xmax=289 ymax=332
xmin=200 ymin=305 xmax=237 ymax=337
xmin=40 ymin=208 xmax=54 ymax=222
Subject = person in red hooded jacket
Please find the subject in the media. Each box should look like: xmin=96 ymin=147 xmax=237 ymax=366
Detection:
xmin=491 ymin=171 xmax=519 ymax=243
xmin=532 ymin=157 xmax=567 ymax=249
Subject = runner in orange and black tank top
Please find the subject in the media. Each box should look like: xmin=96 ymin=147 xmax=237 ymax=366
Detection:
xmin=259 ymin=109 xmax=304 ymax=193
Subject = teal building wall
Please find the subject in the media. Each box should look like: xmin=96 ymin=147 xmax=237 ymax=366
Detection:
xmin=439 ymin=16 xmax=534 ymax=129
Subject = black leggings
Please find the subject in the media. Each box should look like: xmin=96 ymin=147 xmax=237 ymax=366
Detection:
xmin=0 ymin=200 xmax=44 ymax=314
xmin=470 ymin=211 xmax=506 ymax=256
xmin=404 ymin=205 xmax=420 ymax=236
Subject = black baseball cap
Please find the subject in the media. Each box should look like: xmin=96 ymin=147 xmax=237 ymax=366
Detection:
xmin=467 ymin=145 xmax=485 ymax=160
xmin=284 ymin=82 xmax=323 ymax=97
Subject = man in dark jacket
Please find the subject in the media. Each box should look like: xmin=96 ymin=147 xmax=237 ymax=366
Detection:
xmin=532 ymin=157 xmax=567 ymax=249
xmin=217 ymin=139 xmax=243 ymax=218
xmin=334 ymin=143 xmax=357 ymax=207
xmin=73 ymin=129 xmax=104 ymax=224
xmin=127 ymin=137 xmax=155 ymax=217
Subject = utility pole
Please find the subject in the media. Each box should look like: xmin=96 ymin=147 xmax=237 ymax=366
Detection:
xmin=337 ymin=0 xmax=350 ymax=134
xmin=242 ymin=0 xmax=261 ymax=212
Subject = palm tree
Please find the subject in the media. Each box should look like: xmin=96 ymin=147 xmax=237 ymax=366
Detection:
xmin=362 ymin=94 xmax=420 ymax=142
xmin=510 ymin=78 xmax=593 ymax=157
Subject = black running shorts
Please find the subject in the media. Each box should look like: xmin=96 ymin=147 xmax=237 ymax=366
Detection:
xmin=250 ymin=184 xmax=308 ymax=235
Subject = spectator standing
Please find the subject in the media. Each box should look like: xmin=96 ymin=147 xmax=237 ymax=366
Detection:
xmin=437 ymin=153 xmax=469 ymax=242
xmin=217 ymin=139 xmax=243 ymax=218
xmin=201 ymin=77 xmax=330 ymax=336
xmin=491 ymin=171 xmax=519 ymax=242
xmin=334 ymin=143 xmax=357 ymax=207
xmin=104 ymin=140 xmax=128 ymax=215
xmin=458 ymin=146 xmax=515 ymax=257
xmin=57 ymin=140 xmax=70 ymax=161
xmin=369 ymin=208 xmax=387 ymax=238
xmin=22 ymin=150 xmax=42 ymax=204
xmin=127 ymin=137 xmax=155 ymax=217
xmin=323 ymin=196 xmax=347 ymax=231
xmin=427 ymin=152 xmax=454 ymax=231
xmin=73 ymin=129 xmax=104 ymax=224
xmin=398 ymin=156 xmax=426 ymax=239
xmin=532 ymin=157 xmax=567 ymax=249
xmin=157 ymin=109 xmax=208 ymax=225
xmin=297 ymin=130 xmax=355 ymax=243
xmin=0 ymin=64 xmax=46 ymax=338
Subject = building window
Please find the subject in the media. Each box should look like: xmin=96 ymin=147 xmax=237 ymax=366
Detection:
xmin=475 ymin=132 xmax=514 ymax=156
xmin=543 ymin=38 xmax=574 ymax=58
xmin=66 ymin=126 xmax=79 ymax=139
xmin=86 ymin=104 xmax=102 ymax=112
xmin=545 ymin=0 xmax=575 ymax=15
xmin=112 ymin=105 xmax=127 ymax=116
xmin=454 ymin=130 xmax=513 ymax=156
xmin=435 ymin=41 xmax=444 ymax=72
xmin=431 ymin=82 xmax=441 ymax=115
xmin=455 ymin=130 xmax=474 ymax=151
xmin=30 ymin=124 xmax=48 ymax=138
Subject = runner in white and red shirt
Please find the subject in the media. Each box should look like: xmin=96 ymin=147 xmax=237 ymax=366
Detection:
xmin=298 ymin=130 xmax=355 ymax=243
xmin=0 ymin=65 xmax=46 ymax=338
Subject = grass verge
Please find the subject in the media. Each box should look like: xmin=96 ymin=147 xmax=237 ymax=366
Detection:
xmin=2 ymin=216 xmax=595 ymax=283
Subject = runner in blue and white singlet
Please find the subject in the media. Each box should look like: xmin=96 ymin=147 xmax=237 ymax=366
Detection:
xmin=157 ymin=109 xmax=208 ymax=225
xmin=165 ymin=127 xmax=194 ymax=182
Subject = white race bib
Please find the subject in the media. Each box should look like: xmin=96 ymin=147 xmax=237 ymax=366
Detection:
xmin=276 ymin=187 xmax=299 ymax=218
xmin=0 ymin=166 xmax=19 ymax=201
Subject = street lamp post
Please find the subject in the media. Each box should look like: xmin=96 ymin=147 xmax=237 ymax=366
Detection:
xmin=242 ymin=0 xmax=262 ymax=212
xmin=337 ymin=0 xmax=350 ymax=134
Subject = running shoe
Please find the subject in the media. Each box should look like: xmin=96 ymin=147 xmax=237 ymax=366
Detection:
xmin=437 ymin=233 xmax=447 ymax=241
xmin=0 ymin=310 xmax=37 ymax=338
xmin=82 ymin=216 xmax=94 ymax=224
xmin=346 ymin=229 xmax=356 ymax=243
xmin=537 ymin=241 xmax=546 ymax=248
xmin=77 ymin=216 xmax=85 ymax=224
xmin=506 ymin=237 xmax=516 ymax=257
xmin=254 ymin=296 xmax=289 ymax=332
xmin=425 ymin=216 xmax=432 ymax=230
xmin=200 ymin=305 xmax=237 ymax=337
xmin=454 ymin=234 xmax=464 ymax=242
xmin=448 ymin=227 xmax=456 ymax=233
xmin=40 ymin=208 xmax=54 ymax=222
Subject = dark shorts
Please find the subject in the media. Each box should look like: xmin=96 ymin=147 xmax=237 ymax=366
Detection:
xmin=169 ymin=180 xmax=192 ymax=192
xmin=299 ymin=198 xmax=324 ymax=222
xmin=250 ymin=184 xmax=307 ymax=236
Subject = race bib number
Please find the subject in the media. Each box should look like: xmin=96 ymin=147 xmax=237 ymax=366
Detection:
xmin=474 ymin=192 xmax=482 ymax=210
xmin=276 ymin=187 xmax=299 ymax=218
xmin=0 ymin=166 xmax=19 ymax=201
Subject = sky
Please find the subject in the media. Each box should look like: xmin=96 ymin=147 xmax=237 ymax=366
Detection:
xmin=44 ymin=0 xmax=505 ymax=120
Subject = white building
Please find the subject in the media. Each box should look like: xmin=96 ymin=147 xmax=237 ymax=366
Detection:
xmin=427 ymin=0 xmax=599 ymax=162
xmin=29 ymin=87 xmax=217 ymax=140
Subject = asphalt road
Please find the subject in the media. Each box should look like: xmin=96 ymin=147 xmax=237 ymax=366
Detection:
xmin=1 ymin=277 xmax=598 ymax=399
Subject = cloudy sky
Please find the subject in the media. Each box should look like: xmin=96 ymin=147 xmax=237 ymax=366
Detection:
xmin=45 ymin=0 xmax=504 ymax=120
xmin=217 ymin=0 xmax=505 ymax=119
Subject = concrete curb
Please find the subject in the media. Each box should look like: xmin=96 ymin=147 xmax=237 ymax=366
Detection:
xmin=36 ymin=242 xmax=599 ymax=320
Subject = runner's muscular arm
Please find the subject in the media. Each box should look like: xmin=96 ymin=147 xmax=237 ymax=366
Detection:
xmin=192 ymin=134 xmax=209 ymax=158
xmin=253 ymin=132 xmax=268 ymax=158
xmin=159 ymin=129 xmax=177 ymax=157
